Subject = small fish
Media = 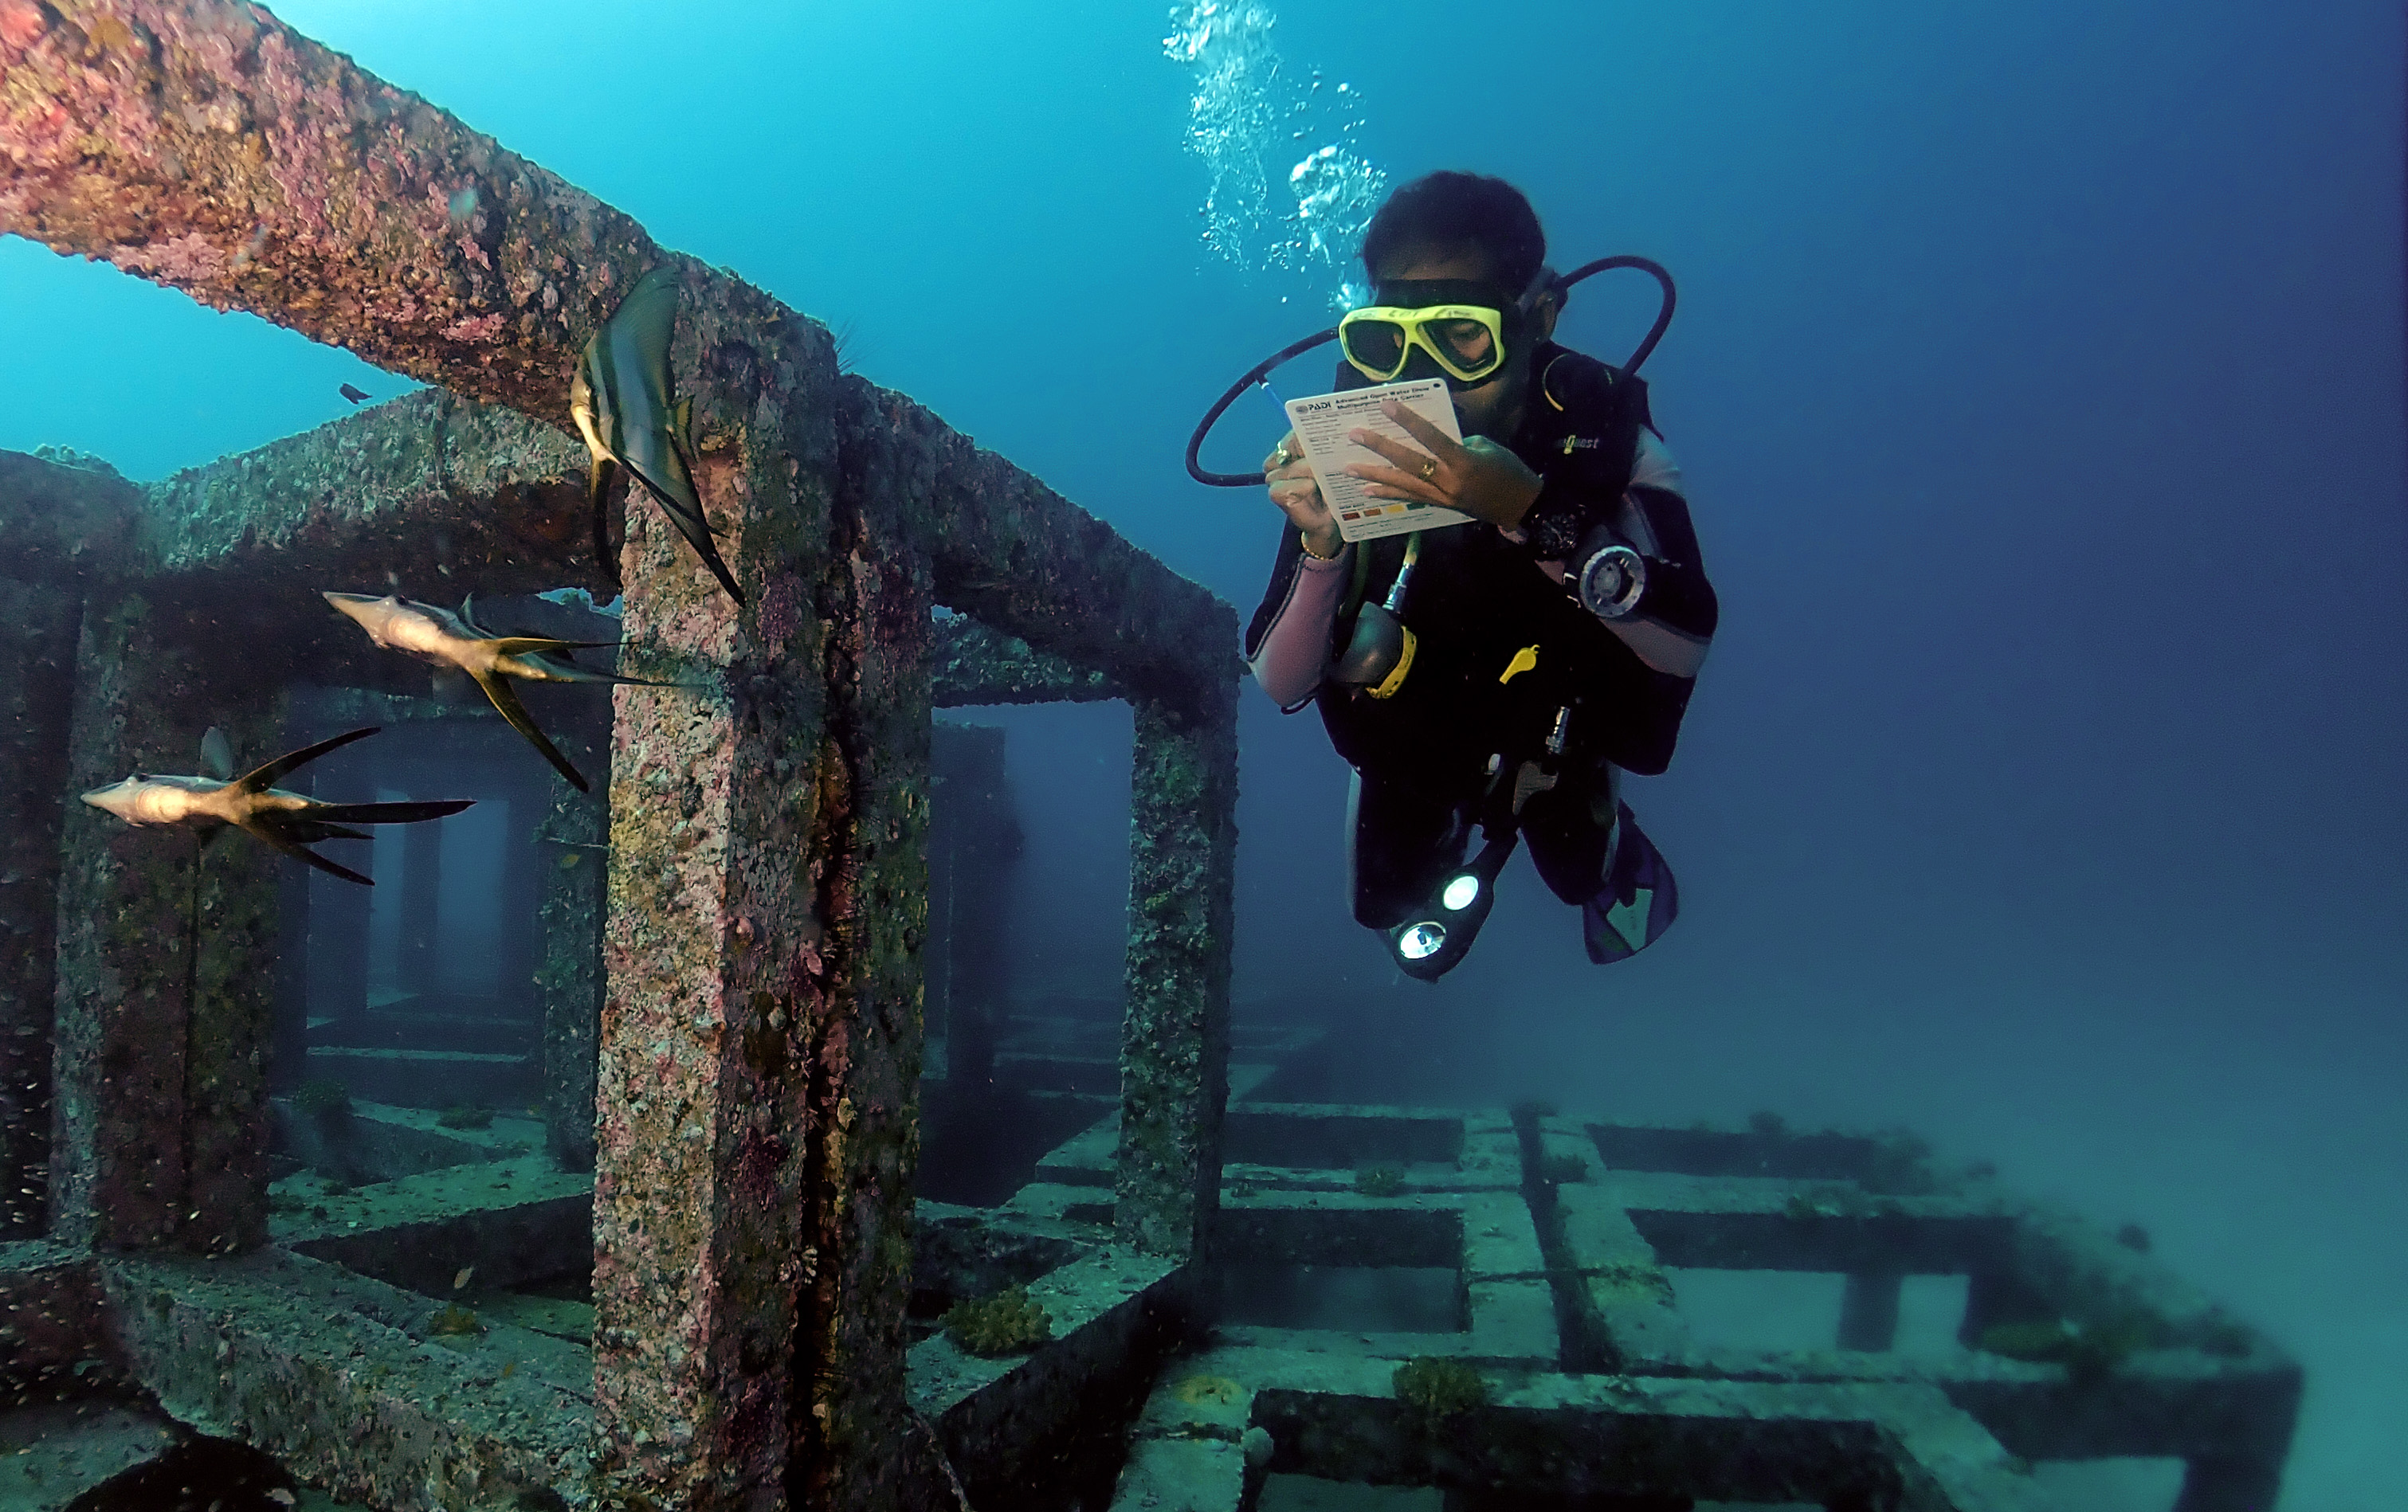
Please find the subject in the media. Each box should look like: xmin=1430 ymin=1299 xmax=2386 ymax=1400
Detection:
xmin=80 ymin=727 xmax=470 ymax=886
xmin=569 ymin=265 xmax=746 ymax=604
xmin=267 ymin=1492 xmax=296 ymax=1508
xmin=339 ymin=382 xmax=371 ymax=405
xmin=453 ymin=1266 xmax=475 ymax=1291
xmin=324 ymin=591 xmax=679 ymax=793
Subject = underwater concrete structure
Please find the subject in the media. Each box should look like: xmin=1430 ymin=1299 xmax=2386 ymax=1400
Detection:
xmin=0 ymin=4 xmax=2295 ymax=1510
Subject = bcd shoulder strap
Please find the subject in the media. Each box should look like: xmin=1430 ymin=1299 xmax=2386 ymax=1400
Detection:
xmin=1519 ymin=346 xmax=1653 ymax=561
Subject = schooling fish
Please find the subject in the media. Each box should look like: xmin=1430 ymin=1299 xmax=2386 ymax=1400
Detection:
xmin=322 ymin=591 xmax=674 ymax=793
xmin=568 ymin=265 xmax=745 ymax=605
xmin=80 ymin=726 xmax=469 ymax=887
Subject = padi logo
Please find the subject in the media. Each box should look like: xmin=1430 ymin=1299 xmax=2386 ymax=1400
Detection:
xmin=1297 ymin=399 xmax=1337 ymax=411
xmin=1560 ymin=436 xmax=1602 ymax=453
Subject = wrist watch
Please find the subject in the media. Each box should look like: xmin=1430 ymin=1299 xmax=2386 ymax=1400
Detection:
xmin=1575 ymin=543 xmax=1647 ymax=620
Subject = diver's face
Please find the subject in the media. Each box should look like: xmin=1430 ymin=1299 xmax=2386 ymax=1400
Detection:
xmin=1372 ymin=246 xmax=1543 ymax=441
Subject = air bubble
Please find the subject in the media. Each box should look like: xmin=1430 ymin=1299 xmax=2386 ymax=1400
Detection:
xmin=1163 ymin=2 xmax=1386 ymax=292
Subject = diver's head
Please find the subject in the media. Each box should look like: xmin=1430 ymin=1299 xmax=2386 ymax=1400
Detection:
xmin=1353 ymin=171 xmax=1562 ymax=439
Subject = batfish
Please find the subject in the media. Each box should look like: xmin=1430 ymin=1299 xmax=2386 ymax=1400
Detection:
xmin=324 ymin=591 xmax=675 ymax=793
xmin=568 ymin=265 xmax=745 ymax=604
xmin=80 ymin=726 xmax=470 ymax=887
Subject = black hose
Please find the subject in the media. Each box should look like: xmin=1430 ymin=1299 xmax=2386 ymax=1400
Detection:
xmin=1183 ymin=326 xmax=1339 ymax=488
xmin=1552 ymin=255 xmax=1677 ymax=374
xmin=1184 ymin=255 xmax=1677 ymax=488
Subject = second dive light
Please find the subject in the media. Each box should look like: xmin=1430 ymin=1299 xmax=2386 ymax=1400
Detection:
xmin=1386 ymin=707 xmax=1575 ymax=983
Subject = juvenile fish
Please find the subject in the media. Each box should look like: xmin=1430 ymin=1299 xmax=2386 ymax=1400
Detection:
xmin=80 ymin=727 xmax=469 ymax=886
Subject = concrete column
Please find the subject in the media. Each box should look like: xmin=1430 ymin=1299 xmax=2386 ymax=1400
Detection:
xmin=304 ymin=868 xmax=373 ymax=1037
xmin=535 ymin=761 xmax=608 ymax=1173
xmin=1837 ymin=1269 xmax=1903 ymax=1351
xmin=398 ymin=816 xmax=444 ymax=1009
xmin=1113 ymin=684 xmax=1238 ymax=1258
xmin=589 ymin=290 xmax=940 ymax=1510
xmin=269 ymin=848 xmax=312 ymax=1099
xmin=50 ymin=591 xmax=284 ymax=1255
xmin=494 ymin=776 xmax=544 ymax=1018
xmin=2175 ymin=1454 xmax=2288 ymax=1512
xmin=926 ymin=722 xmax=1015 ymax=1090
xmin=0 ymin=578 xmax=81 ymax=1240
xmin=1957 ymin=1265 xmax=2055 ymax=1347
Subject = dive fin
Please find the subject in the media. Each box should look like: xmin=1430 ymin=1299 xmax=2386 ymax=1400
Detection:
xmin=233 ymin=727 xmax=379 ymax=793
xmin=1580 ymin=803 xmax=1681 ymax=966
xmin=470 ymin=670 xmax=590 ymax=793
xmin=200 ymin=727 xmax=234 ymax=781
xmin=241 ymin=821 xmax=374 ymax=886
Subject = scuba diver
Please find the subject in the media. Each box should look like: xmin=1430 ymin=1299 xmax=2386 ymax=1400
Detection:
xmin=1232 ymin=171 xmax=1717 ymax=980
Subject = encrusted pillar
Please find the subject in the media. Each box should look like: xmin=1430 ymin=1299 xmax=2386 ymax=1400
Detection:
xmin=1113 ymin=686 xmax=1238 ymax=1257
xmin=493 ymin=774 xmax=543 ymax=1016
xmin=535 ymin=748 xmax=608 ymax=1173
xmin=51 ymin=591 xmax=284 ymax=1255
xmin=0 ymin=577 xmax=81 ymax=1240
xmin=269 ymin=841 xmax=312 ymax=1098
xmin=6 ymin=7 xmax=1239 ymax=1498
xmin=1837 ymin=1270 xmax=1902 ymax=1352
xmin=924 ymin=722 xmax=1017 ymax=1088
xmin=589 ymin=276 xmax=939 ymax=1511
xmin=303 ymin=863 xmax=371 ymax=1044
xmin=397 ymin=816 xmax=442 ymax=1007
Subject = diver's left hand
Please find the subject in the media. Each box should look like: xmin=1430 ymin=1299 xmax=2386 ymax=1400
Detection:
xmin=1347 ymin=398 xmax=1543 ymax=531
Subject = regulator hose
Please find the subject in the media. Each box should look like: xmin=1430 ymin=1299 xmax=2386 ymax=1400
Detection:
xmin=1184 ymin=255 xmax=1676 ymax=488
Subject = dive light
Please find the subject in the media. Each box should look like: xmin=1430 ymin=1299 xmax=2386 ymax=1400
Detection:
xmin=1387 ymin=832 xmax=1517 ymax=982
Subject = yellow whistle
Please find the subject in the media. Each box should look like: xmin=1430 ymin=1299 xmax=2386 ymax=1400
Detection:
xmin=1500 ymin=644 xmax=1540 ymax=684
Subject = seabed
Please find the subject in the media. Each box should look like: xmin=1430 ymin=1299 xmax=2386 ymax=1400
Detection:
xmin=0 ymin=3 xmax=2298 ymax=1509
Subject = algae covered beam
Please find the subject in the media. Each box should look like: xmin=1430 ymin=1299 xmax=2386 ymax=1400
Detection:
xmin=0 ymin=0 xmax=656 ymax=422
xmin=140 ymin=391 xmax=602 ymax=593
xmin=836 ymin=378 xmax=1241 ymax=708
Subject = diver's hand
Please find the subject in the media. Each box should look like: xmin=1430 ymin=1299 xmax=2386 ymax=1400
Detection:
xmin=1265 ymin=431 xmax=1343 ymax=559
xmin=1347 ymin=398 xmax=1543 ymax=532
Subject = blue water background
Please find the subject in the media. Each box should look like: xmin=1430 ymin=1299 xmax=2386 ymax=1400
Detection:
xmin=3 ymin=2 xmax=2402 ymax=1503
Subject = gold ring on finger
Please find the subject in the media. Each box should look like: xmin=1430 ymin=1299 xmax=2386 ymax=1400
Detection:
xmin=1419 ymin=458 xmax=1437 ymax=480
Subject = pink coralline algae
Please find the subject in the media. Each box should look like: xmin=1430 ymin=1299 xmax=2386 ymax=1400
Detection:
xmin=0 ymin=0 xmax=46 ymax=58
xmin=441 ymin=311 xmax=506 ymax=343
xmin=114 ymin=231 xmax=228 ymax=284
xmin=757 ymin=576 xmax=802 ymax=649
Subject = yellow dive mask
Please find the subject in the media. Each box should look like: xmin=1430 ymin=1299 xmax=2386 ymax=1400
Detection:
xmin=1337 ymin=303 xmax=1512 ymax=386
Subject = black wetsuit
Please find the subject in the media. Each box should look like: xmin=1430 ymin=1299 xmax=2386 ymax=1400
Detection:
xmin=1245 ymin=343 xmax=1717 ymax=956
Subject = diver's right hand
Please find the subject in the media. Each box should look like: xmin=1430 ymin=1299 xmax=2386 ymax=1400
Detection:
xmin=1265 ymin=431 xmax=1343 ymax=559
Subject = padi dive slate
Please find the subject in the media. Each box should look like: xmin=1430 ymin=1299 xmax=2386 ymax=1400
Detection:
xmin=1284 ymin=378 xmax=1475 ymax=543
